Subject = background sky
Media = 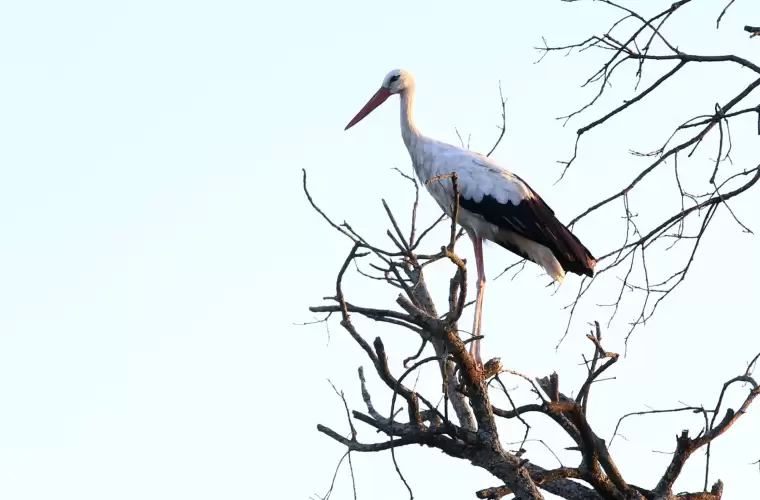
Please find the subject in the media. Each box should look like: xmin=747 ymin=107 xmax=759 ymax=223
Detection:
xmin=1 ymin=0 xmax=758 ymax=499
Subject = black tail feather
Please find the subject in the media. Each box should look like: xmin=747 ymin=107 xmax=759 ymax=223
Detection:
xmin=460 ymin=193 xmax=596 ymax=278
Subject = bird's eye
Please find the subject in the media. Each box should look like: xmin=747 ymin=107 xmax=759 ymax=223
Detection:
xmin=389 ymin=75 xmax=400 ymax=83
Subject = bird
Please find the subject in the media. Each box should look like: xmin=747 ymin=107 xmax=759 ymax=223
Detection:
xmin=344 ymin=69 xmax=596 ymax=369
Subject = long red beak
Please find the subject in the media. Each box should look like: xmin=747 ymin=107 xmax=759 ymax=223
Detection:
xmin=344 ymin=87 xmax=392 ymax=130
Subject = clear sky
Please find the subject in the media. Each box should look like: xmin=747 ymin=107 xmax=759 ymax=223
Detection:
xmin=1 ymin=0 xmax=758 ymax=499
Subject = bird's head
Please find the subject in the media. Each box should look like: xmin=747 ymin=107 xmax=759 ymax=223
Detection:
xmin=344 ymin=69 xmax=414 ymax=130
xmin=382 ymin=68 xmax=414 ymax=95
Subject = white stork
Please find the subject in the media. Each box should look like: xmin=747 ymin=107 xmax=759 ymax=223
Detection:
xmin=344 ymin=69 xmax=596 ymax=368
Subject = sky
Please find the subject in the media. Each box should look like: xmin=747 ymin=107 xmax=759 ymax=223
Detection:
xmin=0 ymin=0 xmax=759 ymax=499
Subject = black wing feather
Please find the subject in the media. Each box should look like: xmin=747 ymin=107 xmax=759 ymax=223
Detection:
xmin=459 ymin=176 xmax=596 ymax=277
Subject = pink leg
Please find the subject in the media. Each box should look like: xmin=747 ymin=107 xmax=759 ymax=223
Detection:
xmin=470 ymin=236 xmax=486 ymax=368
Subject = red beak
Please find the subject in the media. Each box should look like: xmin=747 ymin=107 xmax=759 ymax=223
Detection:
xmin=344 ymin=87 xmax=392 ymax=130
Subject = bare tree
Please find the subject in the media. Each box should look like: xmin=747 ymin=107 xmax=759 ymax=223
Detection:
xmin=534 ymin=0 xmax=760 ymax=346
xmin=304 ymin=2 xmax=760 ymax=499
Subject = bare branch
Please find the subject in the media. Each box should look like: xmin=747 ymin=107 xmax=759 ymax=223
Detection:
xmin=306 ymin=5 xmax=760 ymax=499
xmin=531 ymin=0 xmax=760 ymax=340
xmin=654 ymin=365 xmax=760 ymax=496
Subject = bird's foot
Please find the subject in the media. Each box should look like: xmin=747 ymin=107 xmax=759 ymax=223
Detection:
xmin=482 ymin=357 xmax=503 ymax=380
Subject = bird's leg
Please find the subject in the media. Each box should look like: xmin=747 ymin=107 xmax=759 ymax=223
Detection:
xmin=470 ymin=236 xmax=486 ymax=369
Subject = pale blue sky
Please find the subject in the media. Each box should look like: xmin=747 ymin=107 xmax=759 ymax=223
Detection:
xmin=1 ymin=0 xmax=758 ymax=499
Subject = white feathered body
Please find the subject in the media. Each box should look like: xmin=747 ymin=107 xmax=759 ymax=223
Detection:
xmin=402 ymin=130 xmax=569 ymax=281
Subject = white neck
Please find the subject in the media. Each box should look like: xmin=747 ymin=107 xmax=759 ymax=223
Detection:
xmin=399 ymin=85 xmax=422 ymax=149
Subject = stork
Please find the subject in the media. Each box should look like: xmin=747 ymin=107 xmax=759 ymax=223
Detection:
xmin=344 ymin=69 xmax=596 ymax=368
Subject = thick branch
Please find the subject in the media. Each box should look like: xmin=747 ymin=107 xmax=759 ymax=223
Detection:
xmin=476 ymin=466 xmax=590 ymax=500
